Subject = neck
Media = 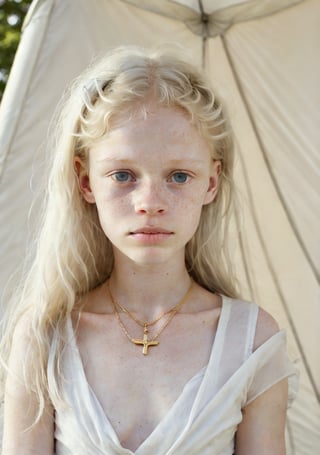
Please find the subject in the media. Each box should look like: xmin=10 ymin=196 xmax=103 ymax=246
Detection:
xmin=107 ymin=257 xmax=192 ymax=321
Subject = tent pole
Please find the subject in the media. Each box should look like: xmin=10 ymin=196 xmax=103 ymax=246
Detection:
xmin=198 ymin=0 xmax=208 ymax=68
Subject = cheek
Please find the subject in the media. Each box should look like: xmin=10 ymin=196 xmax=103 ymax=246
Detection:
xmin=95 ymin=197 xmax=129 ymax=228
xmin=93 ymin=183 xmax=207 ymax=228
xmin=191 ymin=184 xmax=211 ymax=211
xmin=178 ymin=194 xmax=204 ymax=229
xmin=92 ymin=181 xmax=130 ymax=211
xmin=185 ymin=184 xmax=209 ymax=209
xmin=87 ymin=180 xmax=130 ymax=239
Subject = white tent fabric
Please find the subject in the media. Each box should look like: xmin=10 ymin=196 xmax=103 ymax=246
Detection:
xmin=0 ymin=0 xmax=319 ymax=453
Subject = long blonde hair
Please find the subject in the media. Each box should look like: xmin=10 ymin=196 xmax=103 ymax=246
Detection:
xmin=0 ymin=45 xmax=238 ymax=422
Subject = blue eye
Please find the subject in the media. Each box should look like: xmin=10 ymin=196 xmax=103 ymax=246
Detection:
xmin=171 ymin=172 xmax=189 ymax=184
xmin=112 ymin=171 xmax=133 ymax=182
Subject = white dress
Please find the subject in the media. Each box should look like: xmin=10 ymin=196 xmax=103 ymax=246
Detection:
xmin=52 ymin=297 xmax=298 ymax=454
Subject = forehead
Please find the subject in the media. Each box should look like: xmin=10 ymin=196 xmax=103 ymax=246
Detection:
xmin=90 ymin=105 xmax=211 ymax=163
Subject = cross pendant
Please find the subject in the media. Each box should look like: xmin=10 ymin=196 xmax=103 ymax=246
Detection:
xmin=132 ymin=326 xmax=159 ymax=355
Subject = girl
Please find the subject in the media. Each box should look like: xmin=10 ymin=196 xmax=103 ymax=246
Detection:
xmin=1 ymin=46 xmax=297 ymax=454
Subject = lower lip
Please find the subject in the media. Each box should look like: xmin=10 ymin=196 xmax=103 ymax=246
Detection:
xmin=129 ymin=233 xmax=173 ymax=244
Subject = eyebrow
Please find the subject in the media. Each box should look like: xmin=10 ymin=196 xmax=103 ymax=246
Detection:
xmin=97 ymin=157 xmax=205 ymax=165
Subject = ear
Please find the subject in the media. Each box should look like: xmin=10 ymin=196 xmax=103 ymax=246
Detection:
xmin=74 ymin=157 xmax=96 ymax=204
xmin=203 ymin=160 xmax=221 ymax=205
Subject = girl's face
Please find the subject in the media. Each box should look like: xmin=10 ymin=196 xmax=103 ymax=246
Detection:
xmin=76 ymin=105 xmax=221 ymax=267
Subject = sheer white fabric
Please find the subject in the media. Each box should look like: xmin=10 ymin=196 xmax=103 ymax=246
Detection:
xmin=52 ymin=297 xmax=298 ymax=454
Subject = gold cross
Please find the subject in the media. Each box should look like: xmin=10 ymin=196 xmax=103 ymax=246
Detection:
xmin=132 ymin=326 xmax=159 ymax=355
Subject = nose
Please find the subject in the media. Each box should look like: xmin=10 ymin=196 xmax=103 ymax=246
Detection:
xmin=134 ymin=180 xmax=167 ymax=215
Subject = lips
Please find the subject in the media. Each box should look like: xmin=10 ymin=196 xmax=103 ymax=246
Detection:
xmin=129 ymin=227 xmax=173 ymax=235
xmin=128 ymin=227 xmax=174 ymax=244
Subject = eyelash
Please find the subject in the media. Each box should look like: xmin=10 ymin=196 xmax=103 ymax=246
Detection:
xmin=109 ymin=170 xmax=192 ymax=184
xmin=110 ymin=171 xmax=135 ymax=183
xmin=167 ymin=172 xmax=192 ymax=184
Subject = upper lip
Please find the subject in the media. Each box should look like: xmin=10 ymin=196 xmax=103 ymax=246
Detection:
xmin=130 ymin=227 xmax=173 ymax=234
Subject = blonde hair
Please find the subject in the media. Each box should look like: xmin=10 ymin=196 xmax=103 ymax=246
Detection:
xmin=0 ymin=45 xmax=238 ymax=422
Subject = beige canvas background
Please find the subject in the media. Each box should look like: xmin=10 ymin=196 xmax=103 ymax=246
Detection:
xmin=0 ymin=0 xmax=319 ymax=452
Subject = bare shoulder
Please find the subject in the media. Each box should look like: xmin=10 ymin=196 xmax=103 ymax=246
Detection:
xmin=10 ymin=312 xmax=32 ymax=341
xmin=8 ymin=313 xmax=33 ymax=361
xmin=5 ymin=314 xmax=37 ymax=396
xmin=253 ymin=306 xmax=280 ymax=351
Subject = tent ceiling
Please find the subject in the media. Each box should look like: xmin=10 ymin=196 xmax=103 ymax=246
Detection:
xmin=122 ymin=0 xmax=304 ymax=36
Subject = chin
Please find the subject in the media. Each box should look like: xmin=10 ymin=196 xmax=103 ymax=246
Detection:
xmin=112 ymin=242 xmax=187 ymax=267
xmin=125 ymin=247 xmax=179 ymax=267
xmin=130 ymin=254 xmax=170 ymax=267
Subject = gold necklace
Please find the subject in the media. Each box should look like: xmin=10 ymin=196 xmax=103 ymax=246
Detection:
xmin=107 ymin=280 xmax=194 ymax=355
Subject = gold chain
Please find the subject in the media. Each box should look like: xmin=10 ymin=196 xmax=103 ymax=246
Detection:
xmin=107 ymin=280 xmax=194 ymax=355
xmin=108 ymin=280 xmax=193 ymax=328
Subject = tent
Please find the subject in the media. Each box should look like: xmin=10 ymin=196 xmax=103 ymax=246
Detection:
xmin=0 ymin=0 xmax=319 ymax=452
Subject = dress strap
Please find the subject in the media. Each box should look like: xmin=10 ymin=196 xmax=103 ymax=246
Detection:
xmin=243 ymin=300 xmax=259 ymax=359
xmin=214 ymin=298 xmax=259 ymax=392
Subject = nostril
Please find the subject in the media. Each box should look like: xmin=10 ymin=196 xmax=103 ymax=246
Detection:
xmin=136 ymin=206 xmax=166 ymax=215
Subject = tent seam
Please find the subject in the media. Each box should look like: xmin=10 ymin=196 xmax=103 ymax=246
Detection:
xmin=234 ymin=190 xmax=255 ymax=301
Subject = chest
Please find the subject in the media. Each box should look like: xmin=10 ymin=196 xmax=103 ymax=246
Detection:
xmin=74 ymin=310 xmax=220 ymax=449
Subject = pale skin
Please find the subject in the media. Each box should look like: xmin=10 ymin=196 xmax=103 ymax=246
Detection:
xmin=2 ymin=105 xmax=288 ymax=454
